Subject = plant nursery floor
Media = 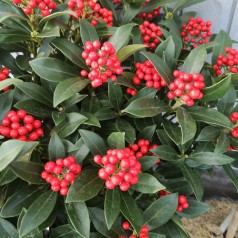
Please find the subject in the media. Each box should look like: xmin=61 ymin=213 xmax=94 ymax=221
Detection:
xmin=182 ymin=199 xmax=238 ymax=238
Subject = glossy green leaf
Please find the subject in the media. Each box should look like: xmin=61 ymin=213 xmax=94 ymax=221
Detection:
xmin=104 ymin=188 xmax=121 ymax=229
xmin=53 ymin=77 xmax=90 ymax=107
xmin=0 ymin=168 xmax=17 ymax=186
xmin=51 ymin=38 xmax=87 ymax=69
xmin=123 ymin=98 xmax=169 ymax=118
xmin=56 ymin=113 xmax=87 ymax=138
xmin=138 ymin=156 xmax=160 ymax=171
xmin=163 ymin=120 xmax=182 ymax=145
xmin=66 ymin=169 xmax=104 ymax=202
xmin=182 ymin=45 xmax=207 ymax=73
xmin=202 ymin=74 xmax=231 ymax=101
xmin=0 ymin=78 xmax=22 ymax=91
xmin=138 ymin=125 xmax=156 ymax=141
xmin=0 ymin=29 xmax=30 ymax=43
xmin=80 ymin=112 xmax=101 ymax=128
xmin=132 ymin=173 xmax=165 ymax=194
xmin=95 ymin=108 xmax=117 ymax=121
xmin=49 ymin=225 xmax=80 ymax=238
xmin=48 ymin=133 xmax=65 ymax=160
xmin=223 ymin=164 xmax=238 ymax=192
xmin=141 ymin=52 xmax=173 ymax=85
xmin=38 ymin=21 xmax=60 ymax=38
xmin=0 ymin=90 xmax=14 ymax=121
xmin=107 ymin=132 xmax=125 ymax=149
xmin=143 ymin=193 xmax=178 ymax=230
xmin=177 ymin=107 xmax=196 ymax=144
xmin=0 ymin=217 xmax=18 ymax=238
xmin=30 ymin=57 xmax=79 ymax=82
xmin=10 ymin=161 xmax=45 ymax=184
xmin=214 ymin=133 xmax=230 ymax=153
xmin=65 ymin=202 xmax=90 ymax=238
xmin=181 ymin=165 xmax=203 ymax=201
xmin=79 ymin=19 xmax=99 ymax=44
xmin=151 ymin=145 xmax=178 ymax=161
xmin=187 ymin=106 xmax=233 ymax=129
xmin=116 ymin=44 xmax=145 ymax=62
xmin=19 ymin=190 xmax=57 ymax=237
xmin=138 ymin=0 xmax=178 ymax=13
xmin=196 ymin=126 xmax=221 ymax=141
xmin=108 ymin=80 xmax=123 ymax=111
xmin=120 ymin=191 xmax=143 ymax=233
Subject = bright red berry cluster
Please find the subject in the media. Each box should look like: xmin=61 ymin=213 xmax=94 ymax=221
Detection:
xmin=137 ymin=0 xmax=160 ymax=20
xmin=41 ymin=156 xmax=81 ymax=196
xmin=181 ymin=17 xmax=212 ymax=48
xmin=139 ymin=21 xmax=163 ymax=50
xmin=0 ymin=67 xmax=10 ymax=92
xmin=81 ymin=40 xmax=123 ymax=87
xmin=127 ymin=60 xmax=166 ymax=96
xmin=167 ymin=70 xmax=205 ymax=106
xmin=0 ymin=110 xmax=43 ymax=141
xmin=120 ymin=221 xmax=150 ymax=238
xmin=213 ymin=48 xmax=238 ymax=75
xmin=177 ymin=195 xmax=189 ymax=212
xmin=159 ymin=190 xmax=170 ymax=197
xmin=12 ymin=0 xmax=56 ymax=16
xmin=228 ymin=145 xmax=237 ymax=151
xmin=94 ymin=139 xmax=159 ymax=191
xmin=113 ymin=0 xmax=121 ymax=3
xmin=68 ymin=0 xmax=113 ymax=26
xmin=230 ymin=112 xmax=238 ymax=138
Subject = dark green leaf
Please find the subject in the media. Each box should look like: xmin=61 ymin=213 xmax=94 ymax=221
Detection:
xmin=0 ymin=78 xmax=22 ymax=91
xmin=80 ymin=112 xmax=101 ymax=128
xmin=196 ymin=126 xmax=221 ymax=141
xmin=80 ymin=19 xmax=99 ymax=44
xmin=177 ymin=107 xmax=196 ymax=144
xmin=48 ymin=133 xmax=65 ymax=160
xmin=163 ymin=120 xmax=182 ymax=145
xmin=107 ymin=132 xmax=125 ymax=149
xmin=223 ymin=164 xmax=238 ymax=192
xmin=66 ymin=169 xmax=104 ymax=202
xmin=138 ymin=125 xmax=156 ymax=141
xmin=19 ymin=190 xmax=57 ymax=237
xmin=132 ymin=173 xmax=165 ymax=194
xmin=0 ymin=168 xmax=17 ymax=186
xmin=38 ymin=21 xmax=60 ymax=38
xmin=0 ymin=29 xmax=30 ymax=43
xmin=49 ymin=225 xmax=80 ymax=238
xmin=65 ymin=202 xmax=90 ymax=238
xmin=95 ymin=108 xmax=117 ymax=121
xmin=116 ymin=44 xmax=145 ymax=62
xmin=0 ymin=217 xmax=18 ymax=238
xmin=143 ymin=193 xmax=178 ymax=230
xmin=0 ymin=90 xmax=14 ymax=121
xmin=138 ymin=156 xmax=160 ymax=171
xmin=104 ymin=188 xmax=121 ymax=229
xmin=151 ymin=145 xmax=178 ymax=161
xmin=215 ymin=133 xmax=230 ymax=153
xmin=108 ymin=80 xmax=123 ymax=111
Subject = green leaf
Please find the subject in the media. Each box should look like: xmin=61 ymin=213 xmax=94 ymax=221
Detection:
xmin=143 ymin=193 xmax=178 ymax=230
xmin=196 ymin=126 xmax=221 ymax=141
xmin=0 ymin=90 xmax=14 ymax=121
xmin=0 ymin=217 xmax=18 ymax=238
xmin=163 ymin=120 xmax=182 ymax=145
xmin=120 ymin=191 xmax=143 ymax=233
xmin=177 ymin=107 xmax=196 ymax=144
xmin=212 ymin=30 xmax=232 ymax=65
xmin=65 ymin=202 xmax=90 ymax=238
xmin=30 ymin=57 xmax=79 ymax=82
xmin=138 ymin=125 xmax=156 ymax=141
xmin=80 ymin=19 xmax=99 ymax=44
xmin=51 ymin=38 xmax=87 ymax=69
xmin=16 ymin=82 xmax=53 ymax=106
xmin=116 ymin=44 xmax=145 ymax=62
xmin=1 ymin=186 xmax=44 ymax=218
xmin=19 ymin=190 xmax=57 ymax=237
xmin=189 ymin=152 xmax=234 ymax=165
xmin=138 ymin=156 xmax=160 ymax=171
xmin=187 ymin=106 xmax=233 ymax=129
xmin=56 ymin=113 xmax=87 ymax=138
xmin=202 ymin=74 xmax=231 ymax=101
xmin=52 ymin=112 xmax=66 ymax=126
xmin=79 ymin=129 xmax=107 ymax=155
xmin=66 ymin=169 xmax=104 ymax=202
xmin=141 ymin=52 xmax=173 ymax=85
xmin=155 ymin=36 xmax=175 ymax=59
xmin=151 ymin=145 xmax=178 ymax=161
xmin=182 ymin=45 xmax=207 ymax=73
xmin=53 ymin=77 xmax=90 ymax=107
xmin=223 ymin=164 xmax=238 ymax=192
xmin=181 ymin=165 xmax=203 ymax=201
xmin=108 ymin=23 xmax=135 ymax=52
xmin=107 ymin=132 xmax=125 ymax=149
xmin=48 ymin=133 xmax=65 ymax=160
xmin=14 ymin=99 xmax=52 ymax=118
xmin=0 ymin=168 xmax=17 ymax=186
xmin=0 ymin=78 xmax=22 ymax=91
xmin=115 ymin=118 xmax=136 ymax=145
xmin=123 ymin=98 xmax=169 ymax=118
xmin=0 ymin=29 xmax=30 ymax=43
xmin=179 ymin=199 xmax=210 ymax=218
xmin=38 ymin=21 xmax=60 ymax=38
xmin=10 ymin=161 xmax=45 ymax=184
xmin=95 ymin=108 xmax=117 ymax=121
xmin=108 ymin=80 xmax=123 ymax=111
xmin=49 ymin=225 xmax=80 ymax=238
xmin=132 ymin=173 xmax=165 ymax=194
xmin=214 ymin=133 xmax=230 ymax=153
xmin=0 ymin=140 xmax=31 ymax=172
xmin=79 ymin=112 xmax=101 ymax=128
xmin=138 ymin=0 xmax=178 ymax=13
xmin=104 ymin=188 xmax=121 ymax=229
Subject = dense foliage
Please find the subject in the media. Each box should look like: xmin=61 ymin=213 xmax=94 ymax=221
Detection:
xmin=0 ymin=0 xmax=238 ymax=237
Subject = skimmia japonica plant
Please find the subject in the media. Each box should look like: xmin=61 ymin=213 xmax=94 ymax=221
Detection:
xmin=0 ymin=0 xmax=238 ymax=237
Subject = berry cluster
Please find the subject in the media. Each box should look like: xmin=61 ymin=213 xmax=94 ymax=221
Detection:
xmin=113 ymin=0 xmax=121 ymax=3
xmin=81 ymin=40 xmax=123 ymax=87
xmin=119 ymin=221 xmax=150 ymax=238
xmin=94 ymin=139 xmax=159 ymax=191
xmin=181 ymin=17 xmax=212 ymax=48
xmin=213 ymin=48 xmax=238 ymax=75
xmin=159 ymin=190 xmax=170 ymax=197
xmin=137 ymin=0 xmax=160 ymax=20
xmin=0 ymin=67 xmax=10 ymax=92
xmin=230 ymin=112 xmax=238 ymax=138
xmin=12 ymin=0 xmax=56 ymax=16
xmin=228 ymin=145 xmax=237 ymax=151
xmin=177 ymin=195 xmax=189 ymax=212
xmin=139 ymin=21 xmax=163 ymax=50
xmin=0 ymin=110 xmax=43 ymax=141
xmin=126 ymin=60 xmax=166 ymax=96
xmin=68 ymin=0 xmax=113 ymax=26
xmin=167 ymin=70 xmax=205 ymax=106
xmin=41 ymin=156 xmax=81 ymax=196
